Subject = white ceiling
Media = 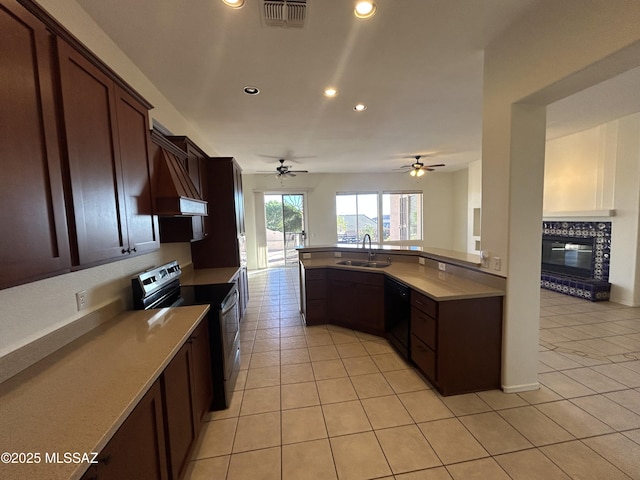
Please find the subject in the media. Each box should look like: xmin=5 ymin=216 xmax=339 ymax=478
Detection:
xmin=76 ymin=0 xmax=640 ymax=174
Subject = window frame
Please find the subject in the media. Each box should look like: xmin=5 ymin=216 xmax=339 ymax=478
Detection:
xmin=335 ymin=190 xmax=423 ymax=245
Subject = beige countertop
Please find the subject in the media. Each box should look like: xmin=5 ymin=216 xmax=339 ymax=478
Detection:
xmin=181 ymin=266 xmax=241 ymax=285
xmin=298 ymin=244 xmax=482 ymax=268
xmin=0 ymin=305 xmax=209 ymax=480
xmin=301 ymin=258 xmax=504 ymax=301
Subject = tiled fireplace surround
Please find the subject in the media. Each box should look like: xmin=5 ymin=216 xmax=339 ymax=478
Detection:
xmin=541 ymin=221 xmax=612 ymax=302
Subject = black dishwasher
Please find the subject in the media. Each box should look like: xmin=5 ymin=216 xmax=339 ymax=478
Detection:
xmin=384 ymin=276 xmax=411 ymax=359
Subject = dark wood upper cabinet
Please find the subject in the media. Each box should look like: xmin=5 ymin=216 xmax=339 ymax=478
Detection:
xmin=57 ymin=37 xmax=158 ymax=266
xmin=191 ymin=158 xmax=245 ymax=267
xmin=191 ymin=157 xmax=248 ymax=316
xmin=0 ymin=0 xmax=71 ymax=289
xmin=115 ymin=87 xmax=159 ymax=255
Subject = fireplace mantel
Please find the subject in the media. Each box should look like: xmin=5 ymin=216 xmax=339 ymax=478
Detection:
xmin=543 ymin=209 xmax=616 ymax=219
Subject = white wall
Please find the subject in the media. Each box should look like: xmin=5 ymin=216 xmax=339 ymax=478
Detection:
xmin=242 ymin=172 xmax=457 ymax=270
xmin=609 ymin=114 xmax=640 ymax=305
xmin=544 ymin=129 xmax=603 ymax=211
xmin=482 ymin=0 xmax=640 ymax=392
xmin=0 ymin=1 xmax=202 ymax=358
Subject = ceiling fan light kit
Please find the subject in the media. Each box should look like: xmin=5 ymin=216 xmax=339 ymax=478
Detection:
xmin=399 ymin=155 xmax=445 ymax=176
xmin=275 ymin=158 xmax=308 ymax=178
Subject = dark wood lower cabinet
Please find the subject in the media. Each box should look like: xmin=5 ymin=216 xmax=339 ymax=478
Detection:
xmin=162 ymin=343 xmax=196 ymax=480
xmin=410 ymin=290 xmax=503 ymax=396
xmin=95 ymin=381 xmax=168 ymax=480
xmin=80 ymin=320 xmax=213 ymax=480
xmin=299 ymin=263 xmax=503 ymax=396
xmin=300 ymin=267 xmax=327 ymax=325
xmin=233 ymin=267 xmax=249 ymax=321
xmin=190 ymin=320 xmax=213 ymax=436
xmin=327 ymin=269 xmax=384 ymax=335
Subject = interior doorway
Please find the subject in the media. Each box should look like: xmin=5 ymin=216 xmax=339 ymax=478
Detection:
xmin=264 ymin=193 xmax=306 ymax=267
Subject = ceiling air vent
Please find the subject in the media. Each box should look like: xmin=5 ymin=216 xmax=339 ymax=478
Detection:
xmin=263 ymin=0 xmax=307 ymax=28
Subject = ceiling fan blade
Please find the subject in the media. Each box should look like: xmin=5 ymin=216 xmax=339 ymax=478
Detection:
xmin=424 ymin=164 xmax=445 ymax=168
xmin=287 ymin=170 xmax=308 ymax=174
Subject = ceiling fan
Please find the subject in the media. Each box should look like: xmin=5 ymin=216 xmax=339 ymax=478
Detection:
xmin=398 ymin=155 xmax=445 ymax=177
xmin=264 ymin=159 xmax=309 ymax=178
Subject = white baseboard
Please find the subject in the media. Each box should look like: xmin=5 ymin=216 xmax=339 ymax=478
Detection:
xmin=502 ymin=382 xmax=540 ymax=394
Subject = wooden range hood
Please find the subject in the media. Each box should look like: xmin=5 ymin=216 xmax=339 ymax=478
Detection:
xmin=150 ymin=130 xmax=208 ymax=217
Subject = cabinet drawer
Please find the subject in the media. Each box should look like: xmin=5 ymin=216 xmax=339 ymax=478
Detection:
xmin=306 ymin=269 xmax=326 ymax=281
xmin=411 ymin=334 xmax=436 ymax=381
xmin=411 ymin=306 xmax=436 ymax=349
xmin=411 ymin=290 xmax=437 ymax=317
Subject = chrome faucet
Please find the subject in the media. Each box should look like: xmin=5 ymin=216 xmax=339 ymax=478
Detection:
xmin=362 ymin=233 xmax=375 ymax=261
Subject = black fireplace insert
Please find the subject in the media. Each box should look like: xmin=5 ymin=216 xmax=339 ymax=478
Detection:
xmin=541 ymin=236 xmax=594 ymax=278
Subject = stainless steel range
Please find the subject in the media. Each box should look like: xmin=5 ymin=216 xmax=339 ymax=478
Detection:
xmin=131 ymin=261 xmax=240 ymax=410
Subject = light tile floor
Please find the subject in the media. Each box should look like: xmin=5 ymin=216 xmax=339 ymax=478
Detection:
xmin=184 ymin=267 xmax=640 ymax=480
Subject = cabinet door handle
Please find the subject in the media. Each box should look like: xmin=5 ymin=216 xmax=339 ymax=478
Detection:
xmin=131 ymin=246 xmax=137 ymax=253
xmin=121 ymin=248 xmax=129 ymax=254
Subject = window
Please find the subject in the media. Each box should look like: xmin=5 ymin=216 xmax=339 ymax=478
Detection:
xmin=336 ymin=192 xmax=422 ymax=243
xmin=383 ymin=192 xmax=422 ymax=241
xmin=336 ymin=193 xmax=378 ymax=243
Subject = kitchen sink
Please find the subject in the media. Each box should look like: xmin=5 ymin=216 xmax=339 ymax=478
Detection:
xmin=336 ymin=260 xmax=391 ymax=268
xmin=336 ymin=259 xmax=369 ymax=266
xmin=363 ymin=261 xmax=391 ymax=268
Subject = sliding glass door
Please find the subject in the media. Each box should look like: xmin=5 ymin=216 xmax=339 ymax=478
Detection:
xmin=264 ymin=193 xmax=306 ymax=266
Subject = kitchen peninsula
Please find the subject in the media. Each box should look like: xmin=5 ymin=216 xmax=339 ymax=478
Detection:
xmin=298 ymin=245 xmax=505 ymax=396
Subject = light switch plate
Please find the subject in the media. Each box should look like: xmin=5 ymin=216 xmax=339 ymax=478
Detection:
xmin=334 ymin=252 xmax=342 ymax=257
xmin=302 ymin=253 xmax=311 ymax=259
xmin=418 ymin=257 xmax=425 ymax=265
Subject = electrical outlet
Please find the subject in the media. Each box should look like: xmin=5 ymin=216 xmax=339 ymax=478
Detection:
xmin=418 ymin=257 xmax=425 ymax=265
xmin=334 ymin=252 xmax=342 ymax=258
xmin=76 ymin=290 xmax=87 ymax=311
xmin=492 ymin=257 xmax=501 ymax=271
xmin=438 ymin=262 xmax=446 ymax=271
xmin=302 ymin=253 xmax=311 ymax=259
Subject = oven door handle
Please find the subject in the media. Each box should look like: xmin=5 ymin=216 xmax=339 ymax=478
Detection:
xmin=221 ymin=290 xmax=239 ymax=316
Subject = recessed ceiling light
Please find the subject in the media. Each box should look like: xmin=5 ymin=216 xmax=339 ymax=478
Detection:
xmin=243 ymin=86 xmax=260 ymax=95
xmin=324 ymin=88 xmax=338 ymax=97
xmin=353 ymin=103 xmax=367 ymax=112
xmin=222 ymin=0 xmax=244 ymax=8
xmin=354 ymin=1 xmax=376 ymax=19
